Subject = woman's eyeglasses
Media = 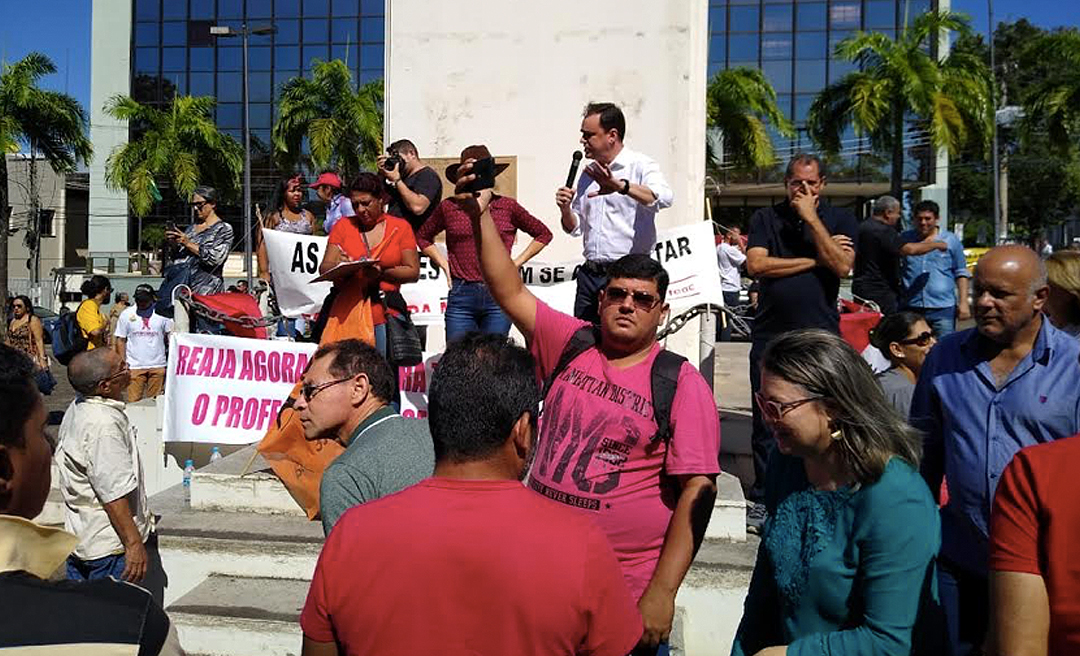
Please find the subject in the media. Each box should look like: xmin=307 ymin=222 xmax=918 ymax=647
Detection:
xmin=603 ymin=286 xmax=660 ymax=311
xmin=898 ymin=331 xmax=934 ymax=347
xmin=754 ymin=392 xmax=824 ymax=421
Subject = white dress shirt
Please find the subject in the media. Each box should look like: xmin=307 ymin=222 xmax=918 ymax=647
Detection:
xmin=716 ymin=242 xmax=747 ymax=292
xmin=569 ymin=146 xmax=673 ymax=262
xmin=56 ymin=397 xmax=153 ymax=560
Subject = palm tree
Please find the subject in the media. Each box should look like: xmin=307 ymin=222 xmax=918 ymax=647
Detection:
xmin=807 ymin=10 xmax=992 ymax=198
xmin=103 ymin=94 xmax=243 ymax=218
xmin=272 ymin=59 xmax=383 ymax=180
xmin=706 ymin=67 xmax=794 ymax=170
xmin=0 ymin=52 xmax=92 ymax=307
xmin=1023 ymin=30 xmax=1080 ymax=151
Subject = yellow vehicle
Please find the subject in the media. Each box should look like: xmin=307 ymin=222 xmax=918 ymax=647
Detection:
xmin=964 ymin=247 xmax=991 ymax=270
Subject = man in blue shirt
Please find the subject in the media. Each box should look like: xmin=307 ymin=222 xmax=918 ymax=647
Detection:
xmin=911 ymin=245 xmax=1080 ymax=656
xmin=900 ymin=200 xmax=971 ymax=336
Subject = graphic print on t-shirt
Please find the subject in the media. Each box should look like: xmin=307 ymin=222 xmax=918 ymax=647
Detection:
xmin=529 ymin=363 xmax=659 ymax=511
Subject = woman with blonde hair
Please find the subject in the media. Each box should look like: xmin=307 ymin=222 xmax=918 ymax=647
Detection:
xmin=1044 ymin=250 xmax=1080 ymax=337
xmin=732 ymin=329 xmax=944 ymax=656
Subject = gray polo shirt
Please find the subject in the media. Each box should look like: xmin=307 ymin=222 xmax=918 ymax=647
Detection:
xmin=320 ymin=406 xmax=435 ymax=535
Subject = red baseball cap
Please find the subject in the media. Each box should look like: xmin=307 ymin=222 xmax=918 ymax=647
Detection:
xmin=314 ymin=172 xmax=343 ymax=189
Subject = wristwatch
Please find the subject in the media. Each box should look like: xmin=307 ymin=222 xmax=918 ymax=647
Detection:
xmin=619 ymin=179 xmax=630 ymax=195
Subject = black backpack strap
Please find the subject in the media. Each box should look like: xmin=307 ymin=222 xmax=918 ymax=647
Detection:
xmin=541 ymin=325 xmax=599 ymax=400
xmin=649 ymin=349 xmax=686 ymax=445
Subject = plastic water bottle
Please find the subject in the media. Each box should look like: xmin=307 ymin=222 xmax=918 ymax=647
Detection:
xmin=209 ymin=447 xmax=223 ymax=463
xmin=183 ymin=459 xmax=195 ymax=504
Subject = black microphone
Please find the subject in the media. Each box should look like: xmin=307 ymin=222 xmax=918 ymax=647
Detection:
xmin=565 ymin=151 xmax=583 ymax=189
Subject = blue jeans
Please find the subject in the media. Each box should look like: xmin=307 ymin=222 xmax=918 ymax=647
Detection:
xmin=374 ymin=322 xmax=387 ymax=357
xmin=908 ymin=306 xmax=956 ymax=337
xmin=444 ymin=279 xmax=511 ymax=343
xmin=67 ymin=552 xmax=126 ymax=581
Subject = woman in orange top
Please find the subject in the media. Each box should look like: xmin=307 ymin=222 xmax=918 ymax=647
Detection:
xmin=319 ymin=172 xmax=420 ymax=355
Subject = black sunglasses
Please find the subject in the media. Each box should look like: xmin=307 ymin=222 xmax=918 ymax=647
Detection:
xmin=898 ymin=331 xmax=934 ymax=347
xmin=300 ymin=376 xmax=354 ymax=401
xmin=603 ymin=286 xmax=660 ymax=311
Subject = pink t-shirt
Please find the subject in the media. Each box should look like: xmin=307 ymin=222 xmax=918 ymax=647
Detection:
xmin=301 ymin=479 xmax=642 ymax=656
xmin=528 ymin=301 xmax=721 ymax=599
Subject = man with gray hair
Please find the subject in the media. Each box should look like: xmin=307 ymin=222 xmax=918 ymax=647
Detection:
xmin=56 ymin=348 xmax=163 ymax=602
xmin=911 ymin=245 xmax=1080 ymax=655
xmin=852 ymin=195 xmax=948 ymax=314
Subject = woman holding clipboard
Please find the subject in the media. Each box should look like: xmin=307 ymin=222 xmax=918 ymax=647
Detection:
xmin=317 ymin=172 xmax=420 ymax=355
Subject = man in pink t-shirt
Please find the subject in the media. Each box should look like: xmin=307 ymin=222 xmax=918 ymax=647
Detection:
xmin=457 ymin=174 xmax=720 ymax=651
xmin=300 ymin=334 xmax=641 ymax=656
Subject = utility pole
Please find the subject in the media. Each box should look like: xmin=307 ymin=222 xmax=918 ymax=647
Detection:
xmin=28 ymin=146 xmax=41 ymax=303
xmin=988 ymin=0 xmax=1002 ymax=245
xmin=998 ymin=85 xmax=1009 ymax=243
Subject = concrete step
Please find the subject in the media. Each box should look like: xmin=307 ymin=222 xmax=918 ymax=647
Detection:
xmin=705 ymin=472 xmax=747 ymax=542
xmin=167 ymin=574 xmax=306 ymax=656
xmin=151 ymin=478 xmax=322 ymax=606
xmin=190 ymin=445 xmax=305 ymax=516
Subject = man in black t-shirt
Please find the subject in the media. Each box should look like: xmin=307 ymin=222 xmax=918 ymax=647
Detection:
xmin=379 ymin=139 xmax=443 ymax=233
xmin=852 ymin=195 xmax=947 ymax=314
xmin=744 ymin=153 xmax=857 ymax=532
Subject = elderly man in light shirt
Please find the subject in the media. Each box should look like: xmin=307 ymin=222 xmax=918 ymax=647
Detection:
xmin=717 ymin=227 xmax=747 ymax=341
xmin=56 ymin=348 xmax=163 ymax=603
xmin=555 ymin=102 xmax=673 ymax=324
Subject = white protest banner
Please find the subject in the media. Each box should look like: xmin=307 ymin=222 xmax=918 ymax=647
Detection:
xmin=163 ymin=332 xmax=317 ymax=444
xmin=397 ymin=352 xmax=442 ymax=419
xmin=262 ymin=229 xmax=332 ymax=317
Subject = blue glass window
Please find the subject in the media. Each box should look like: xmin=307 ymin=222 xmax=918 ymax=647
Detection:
xmin=135 ymin=22 xmax=158 ymax=46
xmin=361 ymin=0 xmax=382 ymax=16
xmin=250 ymin=73 xmax=274 ymax=102
xmin=331 ymin=19 xmax=357 ymax=44
xmin=276 ymin=0 xmax=301 ymax=18
xmin=190 ymin=72 xmax=214 ymax=97
xmin=360 ymin=16 xmax=383 ymax=42
xmin=359 ymin=44 xmax=382 ymax=68
xmin=303 ymin=44 xmax=330 ymax=66
xmin=728 ymin=60 xmax=758 ymax=71
xmin=162 ymin=1 xmax=185 ymax=19
xmin=304 ymin=18 xmax=329 ymax=42
xmin=830 ymin=59 xmax=856 ymax=82
xmin=164 ymin=72 xmax=186 ymax=97
xmin=762 ymin=4 xmax=793 ymax=32
xmin=250 ymin=46 xmax=273 ymax=70
xmin=729 ymin=5 xmax=760 ymax=31
xmin=709 ymin=34 xmax=726 ymax=61
xmin=135 ymin=47 xmax=159 ymax=75
xmin=709 ymin=6 xmax=727 ymax=32
xmin=707 ymin=61 xmax=722 ymax=80
xmin=829 ymin=30 xmax=855 ymax=54
xmin=217 ymin=103 xmax=242 ymax=129
xmin=866 ymin=0 xmax=896 ymax=29
xmin=217 ymin=74 xmax=243 ymax=103
xmin=189 ymin=48 xmax=214 ymax=71
xmin=359 ymin=69 xmax=383 ymax=84
xmin=796 ymin=3 xmax=826 ymax=30
xmin=218 ymin=47 xmax=243 ymax=71
xmin=795 ymin=60 xmax=827 ymax=93
xmin=135 ymin=0 xmax=159 ymax=21
xmin=162 ymin=21 xmax=186 ymax=46
xmin=332 ymin=0 xmax=358 ymax=16
xmin=276 ymin=20 xmax=300 ymax=44
xmin=276 ymin=45 xmax=301 ymax=69
xmin=219 ymin=0 xmax=244 ymax=19
xmin=331 ymin=43 xmax=359 ymax=65
xmin=248 ymin=0 xmax=273 ymax=18
xmin=190 ymin=0 xmax=214 ymax=19
xmin=304 ymin=0 xmax=330 ymax=15
xmin=794 ymin=94 xmax=816 ymax=123
xmin=763 ymin=61 xmax=793 ymax=93
xmin=162 ymin=47 xmax=186 ymax=72
xmin=796 ymin=31 xmax=828 ymax=59
xmin=729 ymin=34 xmax=760 ymax=62
xmin=762 ymin=34 xmax=793 ymax=60
xmin=830 ymin=1 xmax=861 ymax=29
xmin=274 ymin=70 xmax=299 ymax=96
xmin=249 ymin=103 xmax=273 ymax=130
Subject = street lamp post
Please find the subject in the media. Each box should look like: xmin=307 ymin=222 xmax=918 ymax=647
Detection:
xmin=210 ymin=23 xmax=274 ymax=289
xmin=988 ymin=0 xmax=1002 ymax=244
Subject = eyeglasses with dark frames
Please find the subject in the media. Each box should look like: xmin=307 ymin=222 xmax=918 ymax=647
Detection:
xmin=754 ymin=392 xmax=824 ymax=421
xmin=898 ymin=331 xmax=934 ymax=347
xmin=300 ymin=376 xmax=354 ymax=401
xmin=603 ymin=286 xmax=661 ymax=311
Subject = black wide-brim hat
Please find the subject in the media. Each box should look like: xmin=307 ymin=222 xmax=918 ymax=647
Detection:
xmin=445 ymin=144 xmax=510 ymax=183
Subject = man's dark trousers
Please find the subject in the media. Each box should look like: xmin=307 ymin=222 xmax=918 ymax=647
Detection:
xmin=747 ymin=339 xmax=771 ymax=503
xmin=573 ymin=265 xmax=608 ymax=324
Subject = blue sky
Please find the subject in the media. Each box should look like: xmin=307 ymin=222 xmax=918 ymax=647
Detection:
xmin=0 ymin=0 xmax=1077 ymax=116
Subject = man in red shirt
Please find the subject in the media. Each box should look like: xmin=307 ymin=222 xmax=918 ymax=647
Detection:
xmin=461 ymin=165 xmax=720 ymax=653
xmin=989 ymin=434 xmax=1080 ymax=655
xmin=300 ymin=333 xmax=642 ymax=656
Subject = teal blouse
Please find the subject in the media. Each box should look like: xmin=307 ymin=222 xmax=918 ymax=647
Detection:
xmin=732 ymin=454 xmax=945 ymax=656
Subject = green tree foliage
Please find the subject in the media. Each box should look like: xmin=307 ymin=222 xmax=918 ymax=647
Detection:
xmin=1022 ymin=30 xmax=1080 ymax=151
xmin=706 ymin=67 xmax=793 ymax=171
xmin=0 ymin=52 xmax=92 ymax=309
xmin=272 ymin=59 xmax=383 ymax=181
xmin=807 ymin=10 xmax=992 ymax=198
xmin=103 ymin=94 xmax=243 ymax=218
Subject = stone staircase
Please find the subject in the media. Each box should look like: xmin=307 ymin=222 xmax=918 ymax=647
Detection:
xmin=146 ymin=444 xmax=752 ymax=656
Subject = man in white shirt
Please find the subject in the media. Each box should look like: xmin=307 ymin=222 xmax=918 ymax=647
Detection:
xmin=556 ymin=102 xmax=674 ymax=323
xmin=716 ymin=227 xmax=747 ymax=341
xmin=57 ymin=348 xmax=163 ymax=603
xmin=114 ymin=285 xmax=173 ymax=403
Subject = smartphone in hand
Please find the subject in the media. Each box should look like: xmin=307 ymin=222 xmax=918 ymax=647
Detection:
xmin=460 ymin=157 xmax=497 ymax=194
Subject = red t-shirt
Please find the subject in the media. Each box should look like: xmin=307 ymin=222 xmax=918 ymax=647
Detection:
xmin=990 ymin=435 xmax=1080 ymax=654
xmin=301 ymin=478 xmax=641 ymax=656
xmin=327 ymin=214 xmax=417 ymax=325
xmin=527 ymin=301 xmax=721 ymax=600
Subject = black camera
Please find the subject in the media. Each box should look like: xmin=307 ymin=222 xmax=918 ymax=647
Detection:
xmin=383 ymin=150 xmax=403 ymax=172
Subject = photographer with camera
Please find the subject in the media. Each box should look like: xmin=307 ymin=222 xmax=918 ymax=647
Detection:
xmin=378 ymin=139 xmax=443 ymax=233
